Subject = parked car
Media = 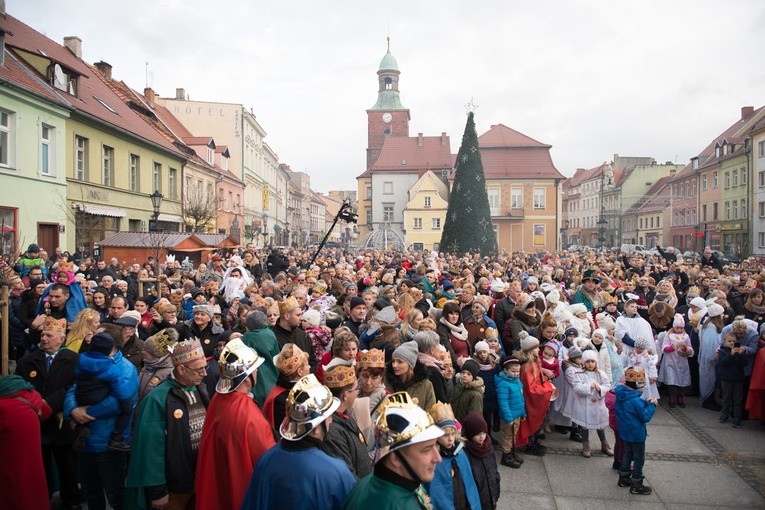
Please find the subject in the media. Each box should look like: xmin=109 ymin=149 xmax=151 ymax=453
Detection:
xmin=620 ymin=244 xmax=647 ymax=255
xmin=682 ymin=251 xmax=702 ymax=263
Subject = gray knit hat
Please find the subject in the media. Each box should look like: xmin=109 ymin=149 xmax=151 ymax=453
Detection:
xmin=568 ymin=345 xmax=583 ymax=360
xmin=392 ymin=340 xmax=419 ymax=370
xmin=193 ymin=304 xmax=215 ymax=319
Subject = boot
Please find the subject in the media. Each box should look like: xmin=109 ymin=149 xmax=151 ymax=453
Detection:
xmin=630 ymin=477 xmax=652 ymax=495
xmin=512 ymin=447 xmax=525 ymax=465
xmin=677 ymin=395 xmax=686 ymax=408
xmin=581 ymin=441 xmax=591 ymax=458
xmin=569 ymin=426 xmax=583 ymax=443
xmin=533 ymin=437 xmax=547 ymax=454
xmin=601 ymin=439 xmax=614 ymax=456
xmin=501 ymin=452 xmax=522 ymax=468
xmin=524 ymin=442 xmax=545 ymax=457
xmin=617 ymin=472 xmax=632 ymax=487
xmin=701 ymin=397 xmax=722 ymax=412
xmin=668 ymin=395 xmax=676 ymax=408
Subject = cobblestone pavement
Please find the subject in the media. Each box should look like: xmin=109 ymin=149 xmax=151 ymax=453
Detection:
xmin=492 ymin=396 xmax=765 ymax=510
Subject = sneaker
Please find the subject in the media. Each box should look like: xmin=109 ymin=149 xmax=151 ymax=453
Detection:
xmin=719 ymin=415 xmax=729 ymax=423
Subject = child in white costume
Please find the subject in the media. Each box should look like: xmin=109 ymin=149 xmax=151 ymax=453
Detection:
xmin=622 ymin=337 xmax=660 ymax=401
xmin=571 ymin=349 xmax=613 ymax=458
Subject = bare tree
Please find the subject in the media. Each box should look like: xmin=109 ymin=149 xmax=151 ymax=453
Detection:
xmin=183 ymin=189 xmax=218 ymax=233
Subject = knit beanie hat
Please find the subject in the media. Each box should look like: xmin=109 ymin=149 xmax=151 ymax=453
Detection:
xmin=349 ymin=296 xmax=366 ymax=310
xmin=89 ymin=332 xmax=114 ymax=356
xmin=461 ymin=412 xmax=488 ymax=440
xmin=193 ymin=304 xmax=215 ymax=319
xmin=518 ymin=293 xmax=536 ymax=311
xmin=392 ymin=341 xmax=419 ymax=370
xmin=526 ymin=276 xmax=539 ymax=286
xmin=302 ymin=309 xmax=321 ymax=328
xmin=474 ymin=340 xmax=490 ymax=354
xmin=567 ymin=345 xmax=583 ymax=360
xmin=634 ymin=337 xmax=653 ymax=350
xmin=689 ymin=297 xmax=706 ymax=309
xmin=519 ymin=331 xmax=540 ymax=352
xmin=564 ymin=327 xmax=579 ymax=337
xmin=673 ymin=313 xmax=685 ymax=328
xmin=569 ymin=303 xmax=587 ymax=316
xmin=542 ymin=342 xmax=559 ymax=356
xmin=461 ymin=359 xmax=480 ymax=379
xmin=592 ymin=328 xmax=608 ymax=341
xmin=546 ymin=290 xmax=560 ymax=304
xmin=706 ymin=303 xmax=724 ymax=318
xmin=581 ymin=349 xmax=598 ymax=363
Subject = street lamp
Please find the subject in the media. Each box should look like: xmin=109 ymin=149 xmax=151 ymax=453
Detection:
xmin=149 ymin=189 xmax=163 ymax=231
xmin=262 ymin=213 xmax=269 ymax=248
xmin=597 ymin=163 xmax=614 ymax=250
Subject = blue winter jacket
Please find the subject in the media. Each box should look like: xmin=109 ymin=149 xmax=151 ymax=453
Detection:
xmin=614 ymin=384 xmax=656 ymax=443
xmin=425 ymin=443 xmax=481 ymax=510
xmin=495 ymin=371 xmax=526 ymax=423
xmin=479 ymin=361 xmax=500 ymax=413
xmin=64 ymin=351 xmax=138 ymax=453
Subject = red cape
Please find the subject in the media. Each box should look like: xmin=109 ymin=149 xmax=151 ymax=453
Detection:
xmin=517 ymin=357 xmax=554 ymax=446
xmin=0 ymin=388 xmax=52 ymax=510
xmin=262 ymin=384 xmax=288 ymax=428
xmin=195 ymin=391 xmax=276 ymax=510
xmin=746 ymin=348 xmax=765 ymax=420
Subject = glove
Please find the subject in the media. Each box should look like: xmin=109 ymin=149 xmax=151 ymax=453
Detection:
xmin=663 ymin=345 xmax=675 ymax=353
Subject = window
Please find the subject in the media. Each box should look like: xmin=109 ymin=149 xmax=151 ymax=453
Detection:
xmin=760 ymin=171 xmax=765 ymax=188
xmin=741 ymin=168 xmax=747 ymax=186
xmin=424 ymin=196 xmax=431 ymax=208
xmin=383 ymin=204 xmax=394 ymax=222
xmin=488 ymin=188 xmax=500 ymax=216
xmin=639 ymin=218 xmax=643 ymax=229
xmin=0 ymin=109 xmax=12 ymax=167
xmin=760 ymin=232 xmax=765 ymax=248
xmin=702 ymin=204 xmax=707 ymax=221
xmin=413 ymin=217 xmax=422 ymax=229
xmin=732 ymin=200 xmax=738 ymax=220
xmin=510 ymin=188 xmax=523 ymax=209
xmin=383 ymin=181 xmax=393 ymax=195
xmin=759 ymin=141 xmax=765 ymax=157
xmin=760 ymin=202 xmax=765 ymax=218
xmin=365 ymin=186 xmax=372 ymax=199
xmin=197 ymin=180 xmax=204 ymax=202
xmin=40 ymin=125 xmax=53 ymax=175
xmin=207 ymin=183 xmax=214 ymax=203
xmin=533 ymin=188 xmax=545 ymax=209
xmin=713 ymin=202 xmax=718 ymax=220
xmin=724 ymin=171 xmax=730 ymax=189
xmin=129 ymin=154 xmax=139 ymax=192
xmin=49 ymin=63 xmax=78 ymax=95
xmin=228 ymin=191 xmax=233 ymax=210
xmin=650 ymin=217 xmax=654 ymax=228
xmin=0 ymin=207 xmax=17 ymax=255
xmin=365 ymin=207 xmax=372 ymax=225
xmin=219 ymin=188 xmax=224 ymax=209
xmin=102 ymin=146 xmax=113 ymax=186
xmin=741 ymin=199 xmax=747 ymax=219
xmin=432 ymin=218 xmax=441 ymax=230
xmin=74 ymin=136 xmax=88 ymax=180
xmin=207 ymin=147 xmax=214 ymax=164
xmin=153 ymin=162 xmax=161 ymax=192
xmin=713 ymin=171 xmax=718 ymax=188
xmin=732 ymin=169 xmax=738 ymax=187
xmin=168 ymin=168 xmax=177 ymax=199
xmin=724 ymin=202 xmax=730 ymax=220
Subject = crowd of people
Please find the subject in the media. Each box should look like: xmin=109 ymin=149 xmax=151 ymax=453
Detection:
xmin=1 ymin=240 xmax=765 ymax=509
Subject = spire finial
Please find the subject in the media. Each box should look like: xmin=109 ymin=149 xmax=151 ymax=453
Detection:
xmin=387 ymin=35 xmax=390 ymax=52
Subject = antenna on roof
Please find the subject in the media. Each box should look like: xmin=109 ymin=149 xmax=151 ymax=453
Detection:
xmin=145 ymin=62 xmax=149 ymax=88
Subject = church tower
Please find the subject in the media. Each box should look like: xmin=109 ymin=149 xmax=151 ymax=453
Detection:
xmin=366 ymin=38 xmax=410 ymax=169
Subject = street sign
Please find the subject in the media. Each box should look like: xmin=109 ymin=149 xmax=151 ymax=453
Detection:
xmin=693 ymin=233 xmax=704 ymax=237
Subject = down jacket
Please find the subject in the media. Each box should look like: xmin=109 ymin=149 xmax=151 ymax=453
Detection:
xmin=614 ymin=384 xmax=656 ymax=442
xmin=495 ymin=370 xmax=526 ymax=423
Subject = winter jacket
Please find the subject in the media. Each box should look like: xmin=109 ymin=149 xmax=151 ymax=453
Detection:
xmin=425 ymin=443 xmax=481 ymax=510
xmin=571 ymin=368 xmax=610 ymax=430
xmin=137 ymin=355 xmax=174 ymax=405
xmin=717 ymin=346 xmax=747 ymax=382
xmin=64 ymin=351 xmax=138 ymax=453
xmin=272 ymin=322 xmax=317 ymax=373
xmin=9 ymin=291 xmax=26 ymax=348
xmin=452 ymin=378 xmax=484 ymax=422
xmin=614 ymin=384 xmax=656 ymax=443
xmin=465 ymin=448 xmax=501 ymax=510
xmin=493 ymin=297 xmax=516 ymax=344
xmin=478 ymin=359 xmax=500 ymax=413
xmin=384 ymin=362 xmax=436 ymax=411
xmin=720 ymin=324 xmax=758 ymax=376
xmin=324 ymin=410 xmax=373 ymax=479
xmin=495 ymin=370 xmax=526 ymax=423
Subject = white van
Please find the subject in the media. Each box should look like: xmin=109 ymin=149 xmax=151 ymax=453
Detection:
xmin=620 ymin=244 xmax=647 ymax=255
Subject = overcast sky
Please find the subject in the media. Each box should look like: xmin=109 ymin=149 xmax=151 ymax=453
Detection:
xmin=11 ymin=0 xmax=765 ymax=192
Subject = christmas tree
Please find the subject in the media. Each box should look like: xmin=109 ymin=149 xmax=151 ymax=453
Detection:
xmin=440 ymin=111 xmax=498 ymax=255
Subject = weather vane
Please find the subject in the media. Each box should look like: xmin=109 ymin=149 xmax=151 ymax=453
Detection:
xmin=464 ymin=97 xmax=479 ymax=114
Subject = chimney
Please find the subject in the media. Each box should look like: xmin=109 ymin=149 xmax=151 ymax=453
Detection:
xmin=417 ymin=133 xmax=423 ymax=147
xmin=0 ymin=0 xmax=6 ymax=16
xmin=175 ymin=88 xmax=186 ymax=100
xmin=144 ymin=87 xmax=155 ymax=104
xmin=741 ymin=106 xmax=754 ymax=120
xmin=63 ymin=36 xmax=82 ymax=59
xmin=93 ymin=61 xmax=112 ymax=80
xmin=441 ymin=132 xmax=447 ymax=146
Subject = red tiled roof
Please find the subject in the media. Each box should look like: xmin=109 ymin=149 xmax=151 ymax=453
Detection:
xmin=183 ymin=136 xmax=215 ymax=147
xmin=1 ymin=14 xmax=184 ymax=159
xmin=696 ymin=106 xmax=765 ymax=169
xmin=563 ymin=164 xmax=605 ymax=189
xmin=624 ymin=174 xmax=673 ymax=215
xmin=478 ymin=123 xmax=550 ymax=148
xmin=371 ymin=135 xmax=454 ymax=171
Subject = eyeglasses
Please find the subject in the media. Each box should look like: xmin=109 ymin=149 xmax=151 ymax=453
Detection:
xmin=182 ymin=363 xmax=207 ymax=375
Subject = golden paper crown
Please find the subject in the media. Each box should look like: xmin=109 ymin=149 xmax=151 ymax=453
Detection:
xmin=483 ymin=327 xmax=498 ymax=340
xmin=171 ymin=338 xmax=205 ymax=365
xmin=359 ymin=348 xmax=386 ymax=370
xmin=57 ymin=260 xmax=74 ymax=273
xmin=428 ymin=402 xmax=456 ymax=427
xmin=43 ymin=316 xmax=67 ymax=334
xmin=144 ymin=329 xmax=177 ymax=358
xmin=274 ymin=344 xmax=309 ymax=377
xmin=324 ymin=364 xmax=357 ymax=389
xmin=624 ymin=367 xmax=646 ymax=384
xmin=278 ymin=297 xmax=300 ymax=315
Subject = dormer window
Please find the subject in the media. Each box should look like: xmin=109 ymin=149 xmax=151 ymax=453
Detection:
xmin=221 ymin=155 xmax=228 ymax=170
xmin=207 ymin=147 xmax=214 ymax=165
xmin=48 ymin=63 xmax=78 ymax=96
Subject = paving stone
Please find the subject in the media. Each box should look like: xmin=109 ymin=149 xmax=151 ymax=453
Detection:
xmin=555 ymin=496 xmax=664 ymax=510
xmin=497 ymin=492 xmax=556 ymax=510
xmin=497 ymin=451 xmax=553 ymax=495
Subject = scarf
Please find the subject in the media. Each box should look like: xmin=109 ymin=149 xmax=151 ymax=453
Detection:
xmin=439 ymin=316 xmax=468 ymax=341
xmin=745 ymin=301 xmax=765 ymax=315
xmin=417 ymin=352 xmax=443 ymax=370
xmin=0 ymin=374 xmax=34 ymax=397
xmin=466 ymin=435 xmax=494 ymax=458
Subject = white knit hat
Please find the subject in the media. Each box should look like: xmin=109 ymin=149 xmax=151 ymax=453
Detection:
xmin=569 ymin=303 xmax=587 ymax=316
xmin=581 ymin=349 xmax=598 ymax=363
xmin=302 ymin=309 xmax=321 ymax=328
xmin=706 ymin=303 xmax=724 ymax=318
xmin=546 ymin=290 xmax=560 ymax=304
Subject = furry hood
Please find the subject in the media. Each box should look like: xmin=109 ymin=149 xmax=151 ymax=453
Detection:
xmin=512 ymin=306 xmax=542 ymax=328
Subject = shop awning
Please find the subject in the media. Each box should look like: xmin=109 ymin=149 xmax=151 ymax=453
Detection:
xmin=77 ymin=204 xmax=126 ymax=217
xmin=157 ymin=213 xmax=184 ymax=223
